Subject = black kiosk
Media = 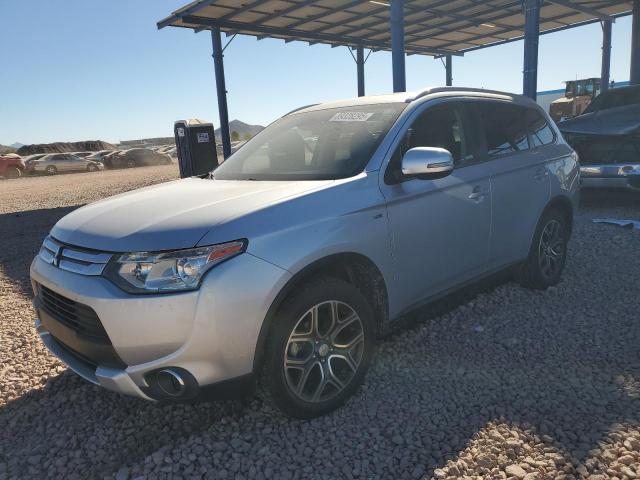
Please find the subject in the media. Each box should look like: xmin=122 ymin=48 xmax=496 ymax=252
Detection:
xmin=174 ymin=119 xmax=218 ymax=178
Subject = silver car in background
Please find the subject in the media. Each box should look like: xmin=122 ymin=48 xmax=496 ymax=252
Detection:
xmin=31 ymin=153 xmax=104 ymax=175
xmin=30 ymin=87 xmax=579 ymax=418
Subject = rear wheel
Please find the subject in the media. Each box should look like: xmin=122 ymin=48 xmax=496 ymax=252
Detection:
xmin=5 ymin=166 xmax=21 ymax=179
xmin=45 ymin=166 xmax=57 ymax=175
xmin=126 ymin=159 xmax=136 ymax=168
xmin=516 ymin=208 xmax=568 ymax=289
xmin=262 ymin=277 xmax=375 ymax=418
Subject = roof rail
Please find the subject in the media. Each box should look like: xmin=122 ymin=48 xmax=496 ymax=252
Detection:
xmin=411 ymin=86 xmax=521 ymax=102
xmin=283 ymin=104 xmax=320 ymax=116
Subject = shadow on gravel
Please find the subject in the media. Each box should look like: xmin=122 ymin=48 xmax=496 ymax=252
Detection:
xmin=0 ymin=206 xmax=80 ymax=296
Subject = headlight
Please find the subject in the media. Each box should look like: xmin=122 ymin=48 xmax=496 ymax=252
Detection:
xmin=104 ymin=240 xmax=247 ymax=293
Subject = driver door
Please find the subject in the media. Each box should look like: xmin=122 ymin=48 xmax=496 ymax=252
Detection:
xmin=379 ymin=101 xmax=492 ymax=312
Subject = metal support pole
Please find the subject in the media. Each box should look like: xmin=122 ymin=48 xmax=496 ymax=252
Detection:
xmin=211 ymin=27 xmax=231 ymax=159
xmin=390 ymin=0 xmax=406 ymax=92
xmin=631 ymin=0 xmax=640 ymax=85
xmin=356 ymin=44 xmax=365 ymax=97
xmin=522 ymin=0 xmax=542 ymax=100
xmin=445 ymin=54 xmax=453 ymax=86
xmin=601 ymin=20 xmax=612 ymax=92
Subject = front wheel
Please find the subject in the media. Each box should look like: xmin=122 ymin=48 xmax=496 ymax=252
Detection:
xmin=516 ymin=208 xmax=569 ymax=289
xmin=45 ymin=166 xmax=57 ymax=175
xmin=262 ymin=277 xmax=376 ymax=418
xmin=87 ymin=164 xmax=97 ymax=172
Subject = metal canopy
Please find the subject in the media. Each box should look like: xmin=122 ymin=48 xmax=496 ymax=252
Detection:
xmin=159 ymin=0 xmax=632 ymax=56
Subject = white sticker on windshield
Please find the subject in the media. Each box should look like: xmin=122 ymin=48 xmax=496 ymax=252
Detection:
xmin=329 ymin=112 xmax=374 ymax=122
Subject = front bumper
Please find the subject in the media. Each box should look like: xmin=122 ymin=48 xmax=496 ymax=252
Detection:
xmin=580 ymin=164 xmax=640 ymax=191
xmin=30 ymin=251 xmax=291 ymax=401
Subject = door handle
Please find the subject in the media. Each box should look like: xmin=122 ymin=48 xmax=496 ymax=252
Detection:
xmin=468 ymin=186 xmax=488 ymax=201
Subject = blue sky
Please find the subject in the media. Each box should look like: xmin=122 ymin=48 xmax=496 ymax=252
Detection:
xmin=0 ymin=1 xmax=634 ymax=145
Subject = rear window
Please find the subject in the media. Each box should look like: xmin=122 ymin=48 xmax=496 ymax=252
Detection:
xmin=473 ymin=102 xmax=555 ymax=158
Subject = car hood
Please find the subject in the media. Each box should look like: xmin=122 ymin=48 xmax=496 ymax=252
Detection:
xmin=51 ymin=177 xmax=333 ymax=252
xmin=558 ymin=105 xmax=640 ymax=136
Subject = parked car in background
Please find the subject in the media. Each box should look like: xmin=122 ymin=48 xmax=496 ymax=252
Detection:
xmin=558 ymin=85 xmax=640 ymax=192
xmin=22 ymin=154 xmax=47 ymax=173
xmin=31 ymin=153 xmax=104 ymax=175
xmin=0 ymin=153 xmax=25 ymax=179
xmin=85 ymin=150 xmax=116 ymax=163
xmin=31 ymin=87 xmax=578 ymax=418
xmin=103 ymin=148 xmax=172 ymax=169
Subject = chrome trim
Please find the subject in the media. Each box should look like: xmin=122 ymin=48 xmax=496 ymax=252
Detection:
xmin=38 ymin=236 xmax=112 ymax=276
xmin=61 ymin=248 xmax=112 ymax=264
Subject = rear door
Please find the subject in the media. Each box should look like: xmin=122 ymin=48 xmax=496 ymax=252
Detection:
xmin=469 ymin=101 xmax=552 ymax=267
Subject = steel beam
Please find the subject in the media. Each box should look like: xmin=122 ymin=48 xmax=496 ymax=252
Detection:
xmin=183 ymin=14 xmax=458 ymax=56
xmin=445 ymin=54 xmax=453 ymax=86
xmin=522 ymin=0 xmax=542 ymax=100
xmin=547 ymin=0 xmax=613 ymax=22
xmin=632 ymin=0 xmax=640 ymax=85
xmin=356 ymin=44 xmax=365 ymax=97
xmin=601 ymin=19 xmax=612 ymax=92
xmin=458 ymin=10 xmax=631 ymax=54
xmin=211 ymin=27 xmax=231 ymax=159
xmin=390 ymin=0 xmax=406 ymax=92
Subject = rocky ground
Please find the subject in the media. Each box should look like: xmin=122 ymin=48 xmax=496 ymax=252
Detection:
xmin=0 ymin=168 xmax=638 ymax=480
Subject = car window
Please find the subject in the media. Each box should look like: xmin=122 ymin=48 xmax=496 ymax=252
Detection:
xmin=385 ymin=102 xmax=470 ymax=183
xmin=473 ymin=102 xmax=554 ymax=158
xmin=529 ymin=114 xmax=555 ymax=147
xmin=213 ymin=103 xmax=406 ymax=181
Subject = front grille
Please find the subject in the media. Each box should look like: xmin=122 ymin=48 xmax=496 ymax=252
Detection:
xmin=38 ymin=236 xmax=112 ymax=276
xmin=38 ymin=285 xmax=110 ymax=342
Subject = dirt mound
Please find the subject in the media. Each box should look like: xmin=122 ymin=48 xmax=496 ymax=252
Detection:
xmin=0 ymin=145 xmax=17 ymax=155
xmin=17 ymin=140 xmax=116 ymax=156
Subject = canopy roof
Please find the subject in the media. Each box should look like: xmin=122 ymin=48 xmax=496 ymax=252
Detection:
xmin=158 ymin=0 xmax=633 ymax=56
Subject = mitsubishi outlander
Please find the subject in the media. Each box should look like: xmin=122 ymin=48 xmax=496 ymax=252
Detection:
xmin=31 ymin=87 xmax=579 ymax=418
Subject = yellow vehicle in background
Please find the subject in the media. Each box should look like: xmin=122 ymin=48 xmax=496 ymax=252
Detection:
xmin=549 ymin=78 xmax=601 ymax=122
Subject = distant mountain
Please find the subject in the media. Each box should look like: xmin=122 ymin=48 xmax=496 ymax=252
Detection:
xmin=17 ymin=140 xmax=116 ymax=156
xmin=215 ymin=120 xmax=264 ymax=140
xmin=10 ymin=142 xmax=24 ymax=149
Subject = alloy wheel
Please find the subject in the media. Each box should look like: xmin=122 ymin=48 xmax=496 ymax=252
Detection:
xmin=283 ymin=300 xmax=365 ymax=403
xmin=538 ymin=219 xmax=565 ymax=280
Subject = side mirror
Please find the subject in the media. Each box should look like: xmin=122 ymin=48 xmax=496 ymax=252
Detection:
xmin=401 ymin=147 xmax=454 ymax=179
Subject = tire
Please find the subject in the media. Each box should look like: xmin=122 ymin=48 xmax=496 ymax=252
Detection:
xmin=261 ymin=277 xmax=376 ymax=419
xmin=45 ymin=166 xmax=57 ymax=175
xmin=126 ymin=159 xmax=136 ymax=168
xmin=516 ymin=208 xmax=569 ymax=289
xmin=87 ymin=164 xmax=97 ymax=172
xmin=5 ymin=166 xmax=21 ymax=179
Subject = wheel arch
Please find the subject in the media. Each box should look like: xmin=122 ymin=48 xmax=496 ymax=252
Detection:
xmin=545 ymin=194 xmax=574 ymax=237
xmin=252 ymin=252 xmax=389 ymax=374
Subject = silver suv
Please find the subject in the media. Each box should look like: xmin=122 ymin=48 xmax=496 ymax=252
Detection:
xmin=31 ymin=88 xmax=579 ymax=418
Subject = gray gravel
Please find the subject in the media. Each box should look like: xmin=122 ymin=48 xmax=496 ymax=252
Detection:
xmin=1 ymin=169 xmax=639 ymax=480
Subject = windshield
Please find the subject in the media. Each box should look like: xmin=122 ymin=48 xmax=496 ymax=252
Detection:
xmin=584 ymin=86 xmax=640 ymax=114
xmin=213 ymin=103 xmax=406 ymax=180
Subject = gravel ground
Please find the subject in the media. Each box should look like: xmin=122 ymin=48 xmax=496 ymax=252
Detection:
xmin=0 ymin=168 xmax=639 ymax=480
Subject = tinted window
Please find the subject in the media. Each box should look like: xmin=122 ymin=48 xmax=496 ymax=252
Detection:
xmin=385 ymin=103 xmax=470 ymax=183
xmin=474 ymin=102 xmax=554 ymax=157
xmin=406 ymin=104 xmax=467 ymax=164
